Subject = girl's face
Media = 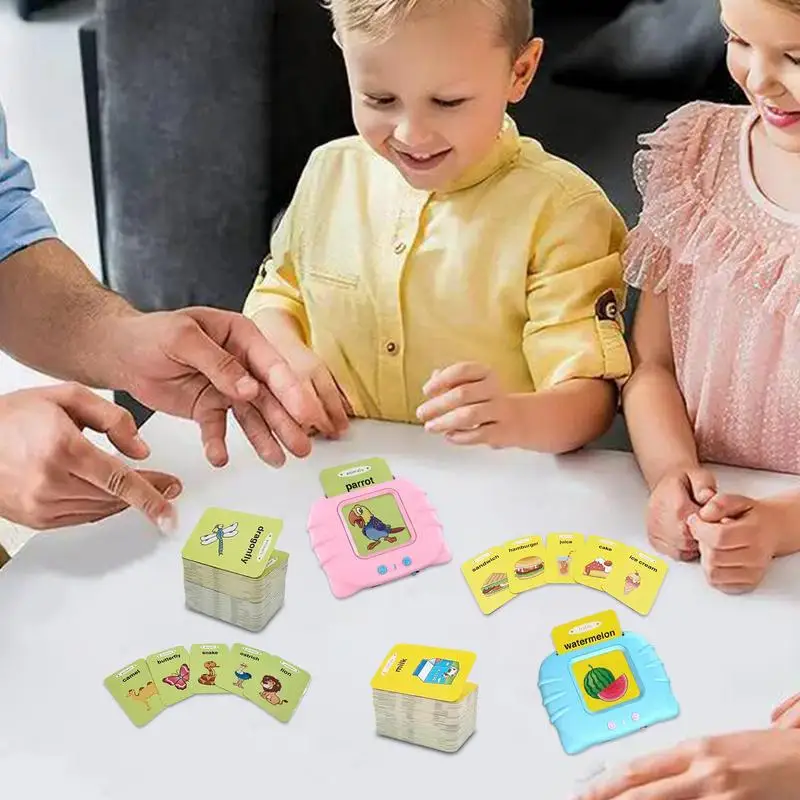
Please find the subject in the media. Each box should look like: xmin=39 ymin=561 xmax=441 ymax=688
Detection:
xmin=722 ymin=0 xmax=800 ymax=153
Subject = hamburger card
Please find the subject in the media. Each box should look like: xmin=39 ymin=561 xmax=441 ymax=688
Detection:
xmin=573 ymin=536 xmax=622 ymax=591
xmin=604 ymin=546 xmax=668 ymax=616
xmin=544 ymin=533 xmax=584 ymax=584
xmin=504 ymin=536 xmax=548 ymax=594
xmin=461 ymin=547 xmax=515 ymax=614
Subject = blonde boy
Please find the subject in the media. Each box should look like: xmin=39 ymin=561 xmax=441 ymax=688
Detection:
xmin=243 ymin=0 xmax=631 ymax=452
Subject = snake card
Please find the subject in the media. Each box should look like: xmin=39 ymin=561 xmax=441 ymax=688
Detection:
xmin=190 ymin=644 xmax=229 ymax=695
xmin=104 ymin=659 xmax=164 ymax=727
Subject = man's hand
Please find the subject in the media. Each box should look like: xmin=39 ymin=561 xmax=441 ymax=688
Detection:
xmin=0 ymin=385 xmax=181 ymax=532
xmin=416 ymin=363 xmax=519 ymax=448
xmin=578 ymin=730 xmax=800 ymax=800
xmin=689 ymin=494 xmax=784 ymax=593
xmin=646 ymin=467 xmax=717 ymax=561
xmin=111 ymin=307 xmax=335 ymax=468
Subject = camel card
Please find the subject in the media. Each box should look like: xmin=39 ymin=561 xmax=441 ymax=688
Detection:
xmin=104 ymin=659 xmax=164 ymax=727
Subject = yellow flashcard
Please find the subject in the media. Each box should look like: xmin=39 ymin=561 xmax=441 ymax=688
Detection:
xmin=543 ymin=533 xmax=584 ymax=584
xmin=571 ymin=646 xmax=641 ymax=713
xmin=504 ymin=536 xmax=548 ymax=594
xmin=573 ymin=536 xmax=622 ymax=591
xmin=370 ymin=644 xmax=476 ymax=702
xmin=604 ymin=546 xmax=669 ymax=616
xmin=461 ymin=547 xmax=515 ymax=614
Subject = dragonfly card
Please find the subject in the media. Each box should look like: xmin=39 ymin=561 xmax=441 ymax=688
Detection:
xmin=104 ymin=659 xmax=164 ymax=727
xmin=190 ymin=644 xmax=229 ymax=695
xmin=145 ymin=646 xmax=194 ymax=706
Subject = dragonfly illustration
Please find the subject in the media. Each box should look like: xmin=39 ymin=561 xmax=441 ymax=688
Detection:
xmin=200 ymin=522 xmax=239 ymax=556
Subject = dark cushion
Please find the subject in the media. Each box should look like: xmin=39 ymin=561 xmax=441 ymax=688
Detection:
xmin=551 ymin=0 xmax=728 ymax=99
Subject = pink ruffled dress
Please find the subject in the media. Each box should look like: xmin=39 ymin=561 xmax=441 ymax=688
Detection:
xmin=624 ymin=101 xmax=800 ymax=475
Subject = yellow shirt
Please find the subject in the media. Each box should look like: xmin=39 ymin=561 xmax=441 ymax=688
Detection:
xmin=244 ymin=116 xmax=631 ymax=423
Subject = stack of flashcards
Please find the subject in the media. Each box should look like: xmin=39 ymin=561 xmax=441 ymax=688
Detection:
xmin=181 ymin=508 xmax=288 ymax=632
xmin=461 ymin=534 xmax=668 ymax=616
xmin=370 ymin=644 xmax=478 ymax=753
xmin=104 ymin=643 xmax=311 ymax=727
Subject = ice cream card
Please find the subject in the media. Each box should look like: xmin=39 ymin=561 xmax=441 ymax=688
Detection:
xmin=604 ymin=546 xmax=668 ymax=615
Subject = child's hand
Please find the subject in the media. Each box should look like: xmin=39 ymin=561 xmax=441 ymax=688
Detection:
xmin=688 ymin=494 xmax=782 ymax=594
xmin=646 ymin=467 xmax=717 ymax=562
xmin=772 ymin=693 xmax=800 ymax=729
xmin=576 ymin=729 xmax=800 ymax=800
xmin=416 ymin=363 xmax=519 ymax=448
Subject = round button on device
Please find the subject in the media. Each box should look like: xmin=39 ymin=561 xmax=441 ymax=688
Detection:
xmin=631 ymin=713 xmax=640 ymax=722
xmin=377 ymin=565 xmax=388 ymax=576
xmin=385 ymin=341 xmax=398 ymax=355
xmin=402 ymin=556 xmax=412 ymax=567
xmin=607 ymin=721 xmax=617 ymax=731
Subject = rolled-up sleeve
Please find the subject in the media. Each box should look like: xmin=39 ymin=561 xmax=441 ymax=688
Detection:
xmin=523 ymin=190 xmax=632 ymax=390
xmin=0 ymin=103 xmax=57 ymax=263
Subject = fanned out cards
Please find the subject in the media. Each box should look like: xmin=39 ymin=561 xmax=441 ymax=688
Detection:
xmin=104 ymin=643 xmax=310 ymax=727
xmin=461 ymin=534 xmax=667 ymax=616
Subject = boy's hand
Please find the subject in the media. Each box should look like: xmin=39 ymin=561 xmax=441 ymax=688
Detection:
xmin=772 ymin=693 xmax=800 ymax=729
xmin=577 ymin=730 xmax=800 ymax=800
xmin=688 ymin=494 xmax=782 ymax=593
xmin=416 ymin=363 xmax=519 ymax=448
xmin=646 ymin=467 xmax=716 ymax=562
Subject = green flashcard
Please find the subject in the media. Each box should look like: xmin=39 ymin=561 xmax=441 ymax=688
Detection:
xmin=145 ymin=646 xmax=194 ymax=706
xmin=225 ymin=643 xmax=273 ymax=699
xmin=320 ymin=457 xmax=394 ymax=498
xmin=190 ymin=644 xmax=229 ymax=695
xmin=104 ymin=659 xmax=164 ymax=727
xmin=243 ymin=653 xmax=311 ymax=723
xmin=181 ymin=508 xmax=282 ymax=578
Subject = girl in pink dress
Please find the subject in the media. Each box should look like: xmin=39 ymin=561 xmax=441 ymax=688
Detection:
xmin=622 ymin=0 xmax=800 ymax=599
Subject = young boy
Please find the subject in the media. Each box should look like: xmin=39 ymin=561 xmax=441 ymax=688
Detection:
xmin=244 ymin=0 xmax=631 ymax=453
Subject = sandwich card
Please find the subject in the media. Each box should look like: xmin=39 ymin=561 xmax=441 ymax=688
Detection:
xmin=461 ymin=547 xmax=514 ymax=614
xmin=604 ymin=546 xmax=669 ymax=615
xmin=504 ymin=536 xmax=548 ymax=594
xmin=104 ymin=659 xmax=164 ymax=727
xmin=145 ymin=646 xmax=194 ymax=706
xmin=242 ymin=653 xmax=312 ymax=723
xmin=371 ymin=644 xmax=477 ymax=702
xmin=190 ymin=644 xmax=229 ymax=695
xmin=573 ymin=536 xmax=622 ymax=591
xmin=225 ymin=643 xmax=272 ymax=699
xmin=544 ymin=533 xmax=585 ymax=584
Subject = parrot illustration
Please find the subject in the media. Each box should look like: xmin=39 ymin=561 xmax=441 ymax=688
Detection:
xmin=347 ymin=504 xmax=405 ymax=550
xmin=200 ymin=522 xmax=239 ymax=556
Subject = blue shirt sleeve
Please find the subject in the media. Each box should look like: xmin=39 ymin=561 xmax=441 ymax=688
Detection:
xmin=0 ymin=102 xmax=57 ymax=263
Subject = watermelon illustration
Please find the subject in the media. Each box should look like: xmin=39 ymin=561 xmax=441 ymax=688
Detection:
xmin=584 ymin=665 xmax=629 ymax=702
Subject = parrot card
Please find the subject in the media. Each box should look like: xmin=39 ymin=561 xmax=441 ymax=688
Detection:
xmin=461 ymin=547 xmax=515 ymax=614
xmin=145 ymin=646 xmax=195 ymax=706
xmin=104 ymin=659 xmax=165 ymax=727
xmin=189 ymin=644 xmax=229 ymax=695
xmin=504 ymin=536 xmax=548 ymax=594
xmin=572 ymin=536 xmax=623 ymax=591
xmin=224 ymin=643 xmax=273 ymax=699
xmin=242 ymin=653 xmax=312 ymax=723
xmin=604 ymin=546 xmax=668 ymax=616
xmin=543 ymin=533 xmax=585 ymax=585
xmin=320 ymin=457 xmax=394 ymax=497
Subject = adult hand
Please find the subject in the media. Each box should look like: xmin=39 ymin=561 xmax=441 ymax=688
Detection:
xmin=689 ymin=494 xmax=781 ymax=594
xmin=416 ymin=363 xmax=519 ymax=448
xmin=772 ymin=693 xmax=800 ymax=729
xmin=0 ymin=385 xmax=181 ymax=532
xmin=112 ymin=307 xmax=330 ymax=468
xmin=646 ymin=466 xmax=716 ymax=561
xmin=578 ymin=729 xmax=800 ymax=800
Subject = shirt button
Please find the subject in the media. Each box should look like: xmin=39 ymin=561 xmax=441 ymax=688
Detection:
xmin=385 ymin=341 xmax=399 ymax=355
xmin=393 ymin=241 xmax=407 ymax=254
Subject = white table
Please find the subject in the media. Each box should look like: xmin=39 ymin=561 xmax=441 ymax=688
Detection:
xmin=2 ymin=416 xmax=799 ymax=798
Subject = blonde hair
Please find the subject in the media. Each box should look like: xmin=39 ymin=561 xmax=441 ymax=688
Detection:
xmin=324 ymin=0 xmax=534 ymax=56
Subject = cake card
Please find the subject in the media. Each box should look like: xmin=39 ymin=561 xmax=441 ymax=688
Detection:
xmin=242 ymin=653 xmax=312 ymax=723
xmin=190 ymin=644 xmax=229 ymax=695
xmin=544 ymin=533 xmax=584 ymax=584
xmin=181 ymin=508 xmax=282 ymax=579
xmin=371 ymin=644 xmax=476 ymax=702
xmin=461 ymin=547 xmax=514 ymax=614
xmin=320 ymin=457 xmax=394 ymax=497
xmin=504 ymin=536 xmax=548 ymax=594
xmin=604 ymin=546 xmax=668 ymax=615
xmin=104 ymin=659 xmax=164 ymax=727
xmin=573 ymin=536 xmax=621 ymax=591
xmin=145 ymin=646 xmax=194 ymax=706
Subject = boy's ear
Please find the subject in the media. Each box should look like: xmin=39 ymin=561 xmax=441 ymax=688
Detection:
xmin=332 ymin=29 xmax=342 ymax=50
xmin=508 ymin=37 xmax=544 ymax=103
